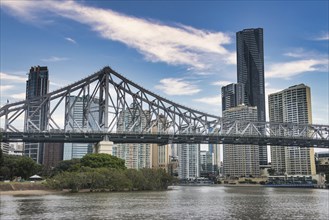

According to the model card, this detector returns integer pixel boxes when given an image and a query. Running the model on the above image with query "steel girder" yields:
[0,66,328,146]
[1,131,328,148]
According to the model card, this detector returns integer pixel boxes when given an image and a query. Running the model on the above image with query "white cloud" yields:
[283,48,325,59]
[0,72,27,82]
[194,95,221,106]
[41,56,69,62]
[266,59,328,79]
[0,85,14,92]
[212,80,233,87]
[155,78,201,95]
[10,93,26,100]
[49,81,63,88]
[65,37,77,44]
[315,32,329,41]
[1,1,235,70]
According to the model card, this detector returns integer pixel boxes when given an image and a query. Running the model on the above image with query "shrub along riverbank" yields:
[46,167,172,192]
[0,150,173,193]
[46,153,173,192]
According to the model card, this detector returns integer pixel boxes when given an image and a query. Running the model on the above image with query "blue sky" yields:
[1,0,328,125]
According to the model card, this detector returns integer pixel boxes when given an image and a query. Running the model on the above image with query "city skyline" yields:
[0,1,328,127]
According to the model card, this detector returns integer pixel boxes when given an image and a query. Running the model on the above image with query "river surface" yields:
[1,186,328,220]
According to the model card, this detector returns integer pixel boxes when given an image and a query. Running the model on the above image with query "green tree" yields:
[16,156,40,179]
[125,169,146,190]
[52,158,81,175]
[0,155,40,180]
[0,148,4,168]
[80,153,126,170]
[267,168,276,176]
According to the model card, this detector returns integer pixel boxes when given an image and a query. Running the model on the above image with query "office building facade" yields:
[113,103,152,169]
[178,143,200,179]
[200,150,213,177]
[236,28,267,165]
[24,66,49,164]
[221,83,244,112]
[269,84,316,175]
[63,96,99,160]
[151,117,170,171]
[223,105,260,177]
[43,142,64,168]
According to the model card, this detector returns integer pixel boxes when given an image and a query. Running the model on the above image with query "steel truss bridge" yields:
[0,66,328,148]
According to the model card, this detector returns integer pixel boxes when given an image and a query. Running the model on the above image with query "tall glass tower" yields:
[236,28,267,165]
[63,96,99,160]
[24,66,49,164]
[221,83,244,112]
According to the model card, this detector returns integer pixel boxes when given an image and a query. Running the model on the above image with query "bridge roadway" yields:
[1,131,328,148]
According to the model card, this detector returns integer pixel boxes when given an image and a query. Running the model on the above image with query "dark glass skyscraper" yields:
[221,83,244,112]
[24,66,49,164]
[236,28,267,165]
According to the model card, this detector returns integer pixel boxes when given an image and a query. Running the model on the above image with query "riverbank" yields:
[0,181,48,191]
[0,182,64,195]
[222,183,264,187]
[0,190,65,196]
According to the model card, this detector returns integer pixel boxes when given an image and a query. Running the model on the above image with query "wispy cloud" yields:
[266,59,328,79]
[283,48,325,58]
[0,72,27,82]
[49,81,63,87]
[212,80,233,87]
[41,56,69,62]
[314,32,329,41]
[194,95,221,106]
[10,93,26,100]
[1,1,235,70]
[65,37,77,44]
[0,85,14,92]
[155,78,201,95]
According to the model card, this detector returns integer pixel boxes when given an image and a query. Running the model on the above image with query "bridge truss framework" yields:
[0,66,328,148]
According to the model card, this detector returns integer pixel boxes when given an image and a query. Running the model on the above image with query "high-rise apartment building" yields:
[113,103,152,169]
[151,116,170,171]
[269,84,316,175]
[200,150,213,177]
[177,127,200,179]
[24,66,49,164]
[221,83,244,112]
[178,143,200,179]
[223,105,260,177]
[43,142,64,168]
[236,28,267,165]
[63,96,99,160]
[1,142,10,154]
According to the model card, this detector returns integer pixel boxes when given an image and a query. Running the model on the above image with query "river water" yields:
[1,186,328,220]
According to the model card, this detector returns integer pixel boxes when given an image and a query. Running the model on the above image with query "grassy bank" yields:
[0,181,49,191]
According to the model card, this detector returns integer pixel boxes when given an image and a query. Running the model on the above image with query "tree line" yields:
[0,149,42,180]
[0,149,173,192]
[47,153,173,192]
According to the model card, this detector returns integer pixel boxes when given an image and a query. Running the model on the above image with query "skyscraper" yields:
[178,143,200,179]
[269,84,316,175]
[177,127,200,179]
[221,83,244,112]
[113,103,152,169]
[236,28,267,165]
[151,116,170,171]
[24,66,49,163]
[222,105,260,177]
[63,96,99,160]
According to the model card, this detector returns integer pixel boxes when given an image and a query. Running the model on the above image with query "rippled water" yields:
[1,186,328,220]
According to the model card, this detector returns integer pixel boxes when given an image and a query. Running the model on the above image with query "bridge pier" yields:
[93,141,113,155]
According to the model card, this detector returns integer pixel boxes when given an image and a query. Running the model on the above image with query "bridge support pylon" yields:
[93,141,113,155]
